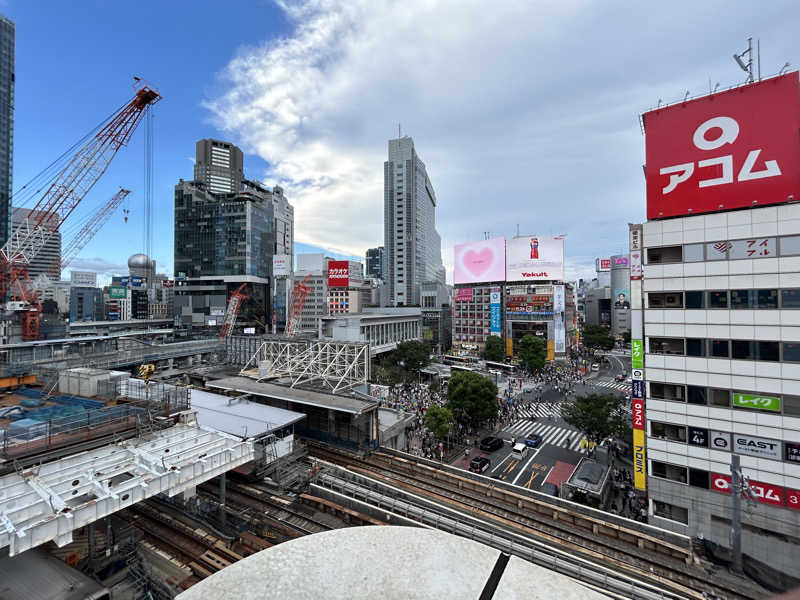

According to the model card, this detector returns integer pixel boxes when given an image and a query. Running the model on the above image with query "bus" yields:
[485,360,517,376]
[443,355,480,366]
[450,364,476,373]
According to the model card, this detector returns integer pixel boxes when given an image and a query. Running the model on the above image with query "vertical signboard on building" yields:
[553,284,565,353]
[327,260,350,287]
[629,222,646,491]
[629,223,642,281]
[489,289,501,335]
[272,254,291,276]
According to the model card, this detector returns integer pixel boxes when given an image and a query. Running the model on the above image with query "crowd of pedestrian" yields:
[608,467,648,522]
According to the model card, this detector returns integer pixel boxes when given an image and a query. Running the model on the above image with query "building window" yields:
[648,292,683,308]
[650,461,688,484]
[647,246,682,264]
[686,338,705,357]
[649,337,684,355]
[783,396,800,417]
[687,386,707,405]
[756,289,779,309]
[685,291,704,309]
[651,421,687,442]
[709,340,729,358]
[731,340,755,360]
[708,291,728,308]
[730,289,754,309]
[781,289,800,308]
[709,388,730,407]
[683,243,704,262]
[653,500,689,525]
[650,382,685,401]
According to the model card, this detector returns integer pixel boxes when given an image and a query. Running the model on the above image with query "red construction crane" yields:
[0,84,160,340]
[220,283,248,339]
[286,274,312,336]
[60,188,131,270]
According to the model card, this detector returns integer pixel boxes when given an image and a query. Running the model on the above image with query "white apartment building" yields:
[383,136,445,307]
[642,205,800,577]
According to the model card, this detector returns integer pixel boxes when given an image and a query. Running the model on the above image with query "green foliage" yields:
[583,325,615,350]
[446,370,499,426]
[561,393,631,440]
[483,335,505,362]
[518,334,546,372]
[390,340,431,372]
[424,405,454,441]
[622,330,631,343]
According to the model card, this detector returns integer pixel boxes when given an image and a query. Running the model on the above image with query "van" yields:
[511,442,528,460]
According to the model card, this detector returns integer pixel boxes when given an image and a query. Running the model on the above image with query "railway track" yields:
[199,480,333,538]
[118,501,244,580]
[308,444,765,600]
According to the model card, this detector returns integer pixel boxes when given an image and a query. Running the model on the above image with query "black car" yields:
[469,456,491,473]
[479,436,503,452]
[539,482,559,497]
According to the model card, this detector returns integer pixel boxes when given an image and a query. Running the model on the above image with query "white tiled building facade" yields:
[642,204,800,577]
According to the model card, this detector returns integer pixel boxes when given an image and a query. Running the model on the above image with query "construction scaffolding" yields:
[236,337,370,393]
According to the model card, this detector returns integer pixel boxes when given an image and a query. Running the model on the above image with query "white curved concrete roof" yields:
[177,525,608,600]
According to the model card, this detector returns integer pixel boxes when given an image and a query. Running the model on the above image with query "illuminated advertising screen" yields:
[453,237,505,284]
[327,260,349,287]
[643,72,800,219]
[505,236,564,282]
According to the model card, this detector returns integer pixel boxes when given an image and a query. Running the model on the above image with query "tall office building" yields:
[0,16,13,248]
[193,139,244,195]
[11,208,59,281]
[365,246,384,280]
[174,139,293,335]
[383,137,445,307]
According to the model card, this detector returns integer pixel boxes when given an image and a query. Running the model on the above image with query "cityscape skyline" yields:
[3,3,797,287]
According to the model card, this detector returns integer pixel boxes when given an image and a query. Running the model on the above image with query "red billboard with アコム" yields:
[643,72,800,220]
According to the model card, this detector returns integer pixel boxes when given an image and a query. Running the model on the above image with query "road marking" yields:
[489,453,512,474]
[511,448,541,485]
[524,472,538,488]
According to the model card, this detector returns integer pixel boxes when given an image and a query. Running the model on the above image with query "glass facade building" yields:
[0,16,13,248]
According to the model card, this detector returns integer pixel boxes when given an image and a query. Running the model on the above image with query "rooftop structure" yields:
[0,419,253,556]
[176,526,607,600]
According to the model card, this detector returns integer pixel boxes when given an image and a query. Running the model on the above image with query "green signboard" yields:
[733,393,781,412]
[631,339,643,369]
[109,286,127,299]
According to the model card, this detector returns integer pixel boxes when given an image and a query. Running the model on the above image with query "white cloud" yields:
[206,0,800,284]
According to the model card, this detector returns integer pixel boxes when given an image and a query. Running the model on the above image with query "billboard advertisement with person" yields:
[643,72,800,219]
[506,236,564,282]
[614,288,630,309]
[453,237,506,284]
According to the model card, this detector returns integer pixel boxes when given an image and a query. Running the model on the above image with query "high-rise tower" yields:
[0,15,14,248]
[383,136,444,306]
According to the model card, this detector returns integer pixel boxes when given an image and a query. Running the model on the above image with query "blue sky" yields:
[4,1,800,285]
[4,0,356,282]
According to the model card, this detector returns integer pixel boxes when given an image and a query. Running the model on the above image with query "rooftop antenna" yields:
[780,62,791,75]
[516,224,520,237]
[713,82,720,93]
[733,37,754,83]
[398,123,402,138]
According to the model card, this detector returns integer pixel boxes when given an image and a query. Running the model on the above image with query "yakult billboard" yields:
[453,237,505,284]
[643,72,800,220]
[505,236,564,282]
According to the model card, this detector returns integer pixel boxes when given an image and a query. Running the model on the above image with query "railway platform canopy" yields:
[190,388,305,440]
[207,376,380,452]
[177,525,609,599]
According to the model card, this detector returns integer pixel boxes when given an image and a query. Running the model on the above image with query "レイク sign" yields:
[631,339,643,369]
[643,72,800,219]
[733,393,781,412]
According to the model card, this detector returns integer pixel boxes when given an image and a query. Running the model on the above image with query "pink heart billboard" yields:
[454,237,506,284]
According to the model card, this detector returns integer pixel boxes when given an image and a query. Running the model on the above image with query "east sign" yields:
[643,72,800,219]
[733,433,781,460]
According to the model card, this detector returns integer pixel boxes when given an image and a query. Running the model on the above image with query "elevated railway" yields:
[308,443,766,600]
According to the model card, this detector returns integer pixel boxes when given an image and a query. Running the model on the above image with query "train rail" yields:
[308,443,764,600]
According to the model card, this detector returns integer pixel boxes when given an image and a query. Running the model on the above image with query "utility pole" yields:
[730,454,743,574]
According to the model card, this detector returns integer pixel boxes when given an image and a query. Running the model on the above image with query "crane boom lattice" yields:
[61,188,131,269]
[220,283,248,339]
[286,275,312,336]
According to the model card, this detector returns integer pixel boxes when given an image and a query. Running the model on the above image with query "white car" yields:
[591,363,600,372]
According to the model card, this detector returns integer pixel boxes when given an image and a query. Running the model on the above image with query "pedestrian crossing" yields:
[592,379,631,393]
[516,404,563,419]
[503,419,588,453]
